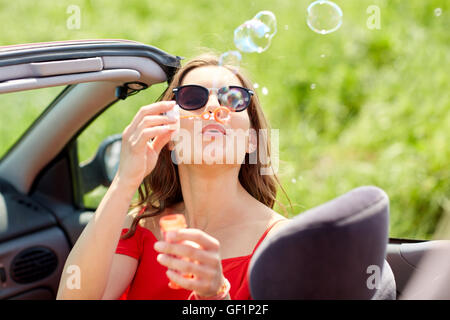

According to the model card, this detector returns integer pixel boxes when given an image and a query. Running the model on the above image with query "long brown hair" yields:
[121,53,293,239]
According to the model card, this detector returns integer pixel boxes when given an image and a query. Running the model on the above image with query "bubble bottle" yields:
[159,213,199,289]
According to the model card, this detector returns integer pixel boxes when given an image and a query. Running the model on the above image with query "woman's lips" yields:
[202,124,226,135]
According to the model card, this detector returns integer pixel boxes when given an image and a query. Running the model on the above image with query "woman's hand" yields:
[115,101,177,189]
[153,228,227,298]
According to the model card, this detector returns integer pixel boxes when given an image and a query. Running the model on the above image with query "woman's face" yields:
[172,66,254,166]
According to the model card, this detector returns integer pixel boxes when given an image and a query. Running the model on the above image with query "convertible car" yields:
[0,40,448,300]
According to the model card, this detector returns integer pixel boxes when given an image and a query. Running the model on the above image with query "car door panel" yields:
[386,240,450,298]
[0,181,56,243]
[0,226,69,299]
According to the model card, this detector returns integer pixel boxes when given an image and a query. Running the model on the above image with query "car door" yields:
[386,236,450,298]
[0,40,180,299]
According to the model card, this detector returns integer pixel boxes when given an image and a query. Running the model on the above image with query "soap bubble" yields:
[434,8,442,17]
[234,20,269,53]
[310,83,316,90]
[254,11,277,37]
[215,107,231,122]
[307,0,343,35]
[253,83,259,89]
[234,10,277,53]
[261,87,269,95]
[219,51,242,68]
[213,51,241,87]
[219,87,246,110]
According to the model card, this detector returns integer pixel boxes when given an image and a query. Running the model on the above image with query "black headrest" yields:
[249,186,392,299]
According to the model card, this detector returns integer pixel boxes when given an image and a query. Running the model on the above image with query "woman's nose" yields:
[204,93,221,113]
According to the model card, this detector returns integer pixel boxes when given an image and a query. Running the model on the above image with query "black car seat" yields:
[249,186,396,299]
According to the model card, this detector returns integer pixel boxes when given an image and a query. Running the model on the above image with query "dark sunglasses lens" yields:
[177,86,208,110]
[219,87,250,111]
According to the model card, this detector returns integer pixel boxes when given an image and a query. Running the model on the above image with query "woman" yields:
[57,53,292,300]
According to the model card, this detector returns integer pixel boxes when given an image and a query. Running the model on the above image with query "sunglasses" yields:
[172,85,254,112]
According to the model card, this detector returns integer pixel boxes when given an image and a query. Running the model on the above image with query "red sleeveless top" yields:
[115,208,285,300]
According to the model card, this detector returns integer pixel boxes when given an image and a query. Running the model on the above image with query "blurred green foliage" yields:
[0,0,448,239]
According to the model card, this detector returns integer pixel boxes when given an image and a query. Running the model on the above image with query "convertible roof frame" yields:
[0,39,182,82]
[0,40,181,194]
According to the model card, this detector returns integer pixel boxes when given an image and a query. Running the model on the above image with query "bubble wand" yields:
[179,106,231,124]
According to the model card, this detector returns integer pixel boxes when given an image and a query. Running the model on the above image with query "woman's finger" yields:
[135,115,177,134]
[133,125,174,150]
[148,129,173,155]
[165,269,209,293]
[128,100,176,133]
[157,254,215,280]
[167,229,220,251]
[154,241,219,267]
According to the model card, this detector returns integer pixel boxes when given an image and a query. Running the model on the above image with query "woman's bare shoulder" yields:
[266,209,292,237]
[265,206,290,223]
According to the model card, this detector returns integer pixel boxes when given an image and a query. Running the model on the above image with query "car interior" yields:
[0,40,448,300]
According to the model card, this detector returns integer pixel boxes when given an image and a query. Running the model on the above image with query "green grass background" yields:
[0,0,448,239]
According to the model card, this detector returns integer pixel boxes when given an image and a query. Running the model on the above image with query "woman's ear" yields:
[246,129,257,154]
